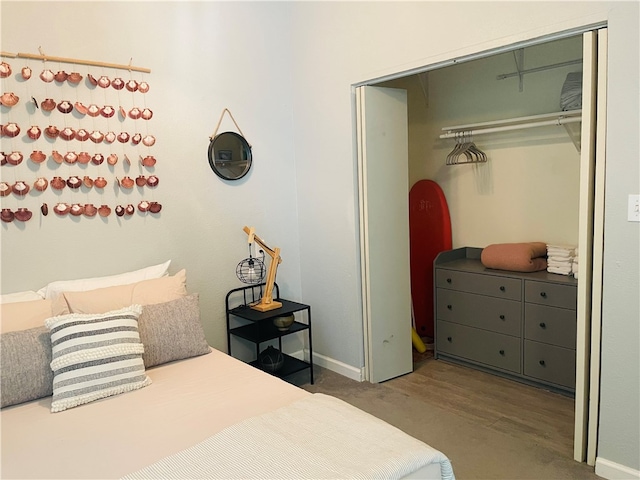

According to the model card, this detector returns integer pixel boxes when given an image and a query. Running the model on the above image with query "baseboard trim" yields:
[289,350,364,382]
[312,351,365,381]
[595,457,640,479]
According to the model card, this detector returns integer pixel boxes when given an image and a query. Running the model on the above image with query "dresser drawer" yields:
[524,340,575,389]
[437,321,521,373]
[436,269,521,301]
[525,304,576,349]
[437,289,521,336]
[525,280,577,309]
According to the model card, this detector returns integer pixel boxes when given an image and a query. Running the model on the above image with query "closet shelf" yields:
[439,110,582,139]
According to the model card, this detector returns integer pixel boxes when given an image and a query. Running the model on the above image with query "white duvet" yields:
[124,393,454,480]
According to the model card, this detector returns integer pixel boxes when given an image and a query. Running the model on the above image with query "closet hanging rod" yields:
[496,59,582,80]
[439,110,581,139]
[16,52,151,73]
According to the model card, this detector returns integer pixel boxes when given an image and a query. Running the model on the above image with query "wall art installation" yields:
[0,50,160,224]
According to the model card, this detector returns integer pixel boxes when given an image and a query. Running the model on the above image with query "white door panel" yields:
[357,86,412,383]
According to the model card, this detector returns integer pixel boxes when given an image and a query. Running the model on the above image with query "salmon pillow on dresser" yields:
[481,242,548,272]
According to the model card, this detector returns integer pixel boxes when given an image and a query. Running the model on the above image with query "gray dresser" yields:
[434,247,577,395]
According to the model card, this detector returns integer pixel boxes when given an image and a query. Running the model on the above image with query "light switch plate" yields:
[629,194,640,222]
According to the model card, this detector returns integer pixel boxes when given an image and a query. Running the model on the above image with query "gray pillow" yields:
[138,294,210,368]
[1,326,53,408]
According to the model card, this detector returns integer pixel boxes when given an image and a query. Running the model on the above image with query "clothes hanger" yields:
[446,131,487,165]
[448,132,469,165]
[464,132,486,163]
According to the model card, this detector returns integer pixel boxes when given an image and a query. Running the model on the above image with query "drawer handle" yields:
[447,304,453,310]
[539,360,546,367]
[499,314,505,320]
[499,349,505,356]
[499,286,506,292]
[446,278,452,284]
[539,322,546,329]
[540,292,547,298]
[447,336,453,342]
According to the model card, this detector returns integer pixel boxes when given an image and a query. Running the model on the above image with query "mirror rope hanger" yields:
[210,108,251,146]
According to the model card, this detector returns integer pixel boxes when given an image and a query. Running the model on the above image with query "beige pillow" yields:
[53,270,188,316]
[53,283,135,316]
[0,299,53,333]
[132,269,187,305]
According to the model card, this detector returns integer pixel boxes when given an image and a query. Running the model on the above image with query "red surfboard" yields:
[409,180,452,338]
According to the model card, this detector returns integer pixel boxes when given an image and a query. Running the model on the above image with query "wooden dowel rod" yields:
[1,51,18,58]
[17,52,151,73]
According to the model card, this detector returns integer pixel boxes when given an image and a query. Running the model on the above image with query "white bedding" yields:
[1,349,452,480]
[124,393,454,480]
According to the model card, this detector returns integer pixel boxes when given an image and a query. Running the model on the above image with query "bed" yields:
[1,264,455,480]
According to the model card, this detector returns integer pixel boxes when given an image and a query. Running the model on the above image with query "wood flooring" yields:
[398,350,576,456]
[298,350,599,479]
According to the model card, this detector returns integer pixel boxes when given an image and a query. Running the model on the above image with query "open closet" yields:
[356,27,607,465]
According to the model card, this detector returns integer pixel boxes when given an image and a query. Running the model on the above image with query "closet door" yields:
[575,28,607,464]
[587,27,608,466]
[356,85,412,383]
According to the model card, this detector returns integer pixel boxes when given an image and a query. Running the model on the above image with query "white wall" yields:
[289,1,638,475]
[0,1,303,353]
[596,4,640,474]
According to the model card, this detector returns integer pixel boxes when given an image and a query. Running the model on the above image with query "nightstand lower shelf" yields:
[249,353,310,378]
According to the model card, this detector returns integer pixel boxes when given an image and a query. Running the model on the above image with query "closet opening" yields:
[355,26,606,466]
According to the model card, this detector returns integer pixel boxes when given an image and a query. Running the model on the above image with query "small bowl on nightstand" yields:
[273,314,295,331]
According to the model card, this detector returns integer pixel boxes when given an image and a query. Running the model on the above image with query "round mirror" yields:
[208,132,252,181]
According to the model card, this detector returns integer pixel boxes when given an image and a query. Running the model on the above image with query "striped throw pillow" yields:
[45,305,151,413]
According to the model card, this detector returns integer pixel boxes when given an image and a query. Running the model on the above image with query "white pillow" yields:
[1,290,43,304]
[37,260,171,300]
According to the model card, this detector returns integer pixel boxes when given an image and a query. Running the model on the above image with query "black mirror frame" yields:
[208,131,252,181]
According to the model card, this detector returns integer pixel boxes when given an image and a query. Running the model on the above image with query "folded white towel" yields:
[548,253,574,261]
[547,244,577,251]
[548,259,573,268]
[547,245,576,257]
[548,265,573,275]
[548,254,573,261]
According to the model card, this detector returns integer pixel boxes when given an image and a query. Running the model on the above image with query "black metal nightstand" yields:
[225,283,313,384]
